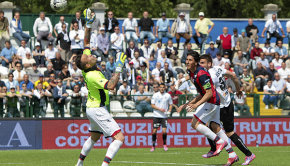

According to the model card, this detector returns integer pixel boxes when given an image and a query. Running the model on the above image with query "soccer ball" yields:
[50,0,67,12]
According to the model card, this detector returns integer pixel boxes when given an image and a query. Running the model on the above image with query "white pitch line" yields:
[0,163,25,165]
[114,160,215,166]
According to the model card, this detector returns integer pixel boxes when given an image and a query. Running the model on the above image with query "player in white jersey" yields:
[150,83,173,152]
[199,54,255,165]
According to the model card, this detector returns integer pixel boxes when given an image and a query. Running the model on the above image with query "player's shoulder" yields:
[196,66,209,76]
[85,70,103,79]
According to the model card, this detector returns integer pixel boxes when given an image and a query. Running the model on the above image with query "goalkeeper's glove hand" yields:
[83,8,95,28]
[115,52,127,73]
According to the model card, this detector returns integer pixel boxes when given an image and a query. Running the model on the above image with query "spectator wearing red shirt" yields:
[250,41,263,70]
[168,83,183,116]
[217,27,232,60]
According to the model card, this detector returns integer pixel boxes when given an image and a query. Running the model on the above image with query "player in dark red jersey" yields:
[177,51,239,166]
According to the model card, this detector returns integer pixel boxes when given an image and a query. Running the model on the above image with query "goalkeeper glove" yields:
[115,52,127,73]
[83,8,95,28]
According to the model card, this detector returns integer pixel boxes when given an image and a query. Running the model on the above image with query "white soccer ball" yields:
[50,0,67,12]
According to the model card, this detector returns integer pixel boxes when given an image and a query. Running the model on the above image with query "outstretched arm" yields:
[84,27,91,47]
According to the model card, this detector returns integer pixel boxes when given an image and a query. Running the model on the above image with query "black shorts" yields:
[72,49,83,55]
[153,118,167,129]
[220,101,234,132]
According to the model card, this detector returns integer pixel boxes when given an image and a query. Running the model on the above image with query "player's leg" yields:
[161,118,168,151]
[202,122,217,158]
[151,118,159,152]
[102,131,124,166]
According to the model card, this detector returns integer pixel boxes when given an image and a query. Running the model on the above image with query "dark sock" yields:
[230,133,252,156]
[152,133,157,147]
[207,138,216,151]
[104,156,112,164]
[162,133,167,145]
[79,153,86,161]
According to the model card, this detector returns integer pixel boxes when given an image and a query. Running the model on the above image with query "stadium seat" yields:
[171,112,180,117]
[144,112,154,117]
[186,112,194,117]
[110,100,123,113]
[115,113,128,117]
[129,112,142,117]
[123,100,136,110]
[123,109,137,113]
[234,112,240,117]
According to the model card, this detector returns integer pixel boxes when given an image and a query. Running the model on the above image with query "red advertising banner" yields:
[42,118,290,149]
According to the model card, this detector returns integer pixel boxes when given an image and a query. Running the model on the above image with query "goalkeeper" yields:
[75,8,126,166]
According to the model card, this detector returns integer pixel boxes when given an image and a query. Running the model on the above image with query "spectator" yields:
[33,12,54,44]
[122,12,138,44]
[213,52,230,68]
[156,12,172,42]
[23,52,36,70]
[56,23,71,62]
[154,40,163,59]
[51,52,65,74]
[117,80,131,100]
[44,62,55,80]
[45,42,58,64]
[165,40,180,66]
[19,74,34,91]
[159,62,174,87]
[171,12,192,49]
[245,18,259,43]
[217,27,232,59]
[224,62,233,73]
[140,39,154,59]
[149,82,159,94]
[6,86,21,117]
[250,41,263,70]
[138,62,150,84]
[234,91,251,116]
[100,61,111,80]
[278,62,290,80]
[0,40,16,68]
[70,11,85,31]
[275,40,288,61]
[103,11,119,37]
[231,28,241,50]
[33,82,51,117]
[168,83,183,114]
[261,14,285,43]
[262,41,275,62]
[240,68,254,93]
[257,52,269,69]
[53,78,68,118]
[254,62,269,91]
[233,50,249,77]
[131,51,148,69]
[17,40,31,60]
[132,76,145,93]
[126,61,137,88]
[34,74,50,90]
[0,86,5,118]
[152,62,162,83]
[134,84,152,116]
[193,12,214,53]
[0,10,10,49]
[19,83,33,117]
[149,53,157,71]
[58,64,71,89]
[53,16,68,37]
[263,80,278,109]
[273,73,286,96]
[106,56,116,73]
[47,73,57,89]
[91,11,101,34]
[126,40,141,61]
[272,52,283,69]
[10,12,30,43]
[13,62,26,82]
[32,42,45,67]
[158,50,172,70]
[93,27,109,61]
[175,73,190,94]
[69,61,82,78]
[237,29,250,55]
[205,41,219,59]
[70,22,84,57]
[138,11,155,45]
[287,20,290,47]
[267,62,277,81]
[286,75,290,93]
[110,26,124,59]
[27,63,41,83]
[69,84,82,117]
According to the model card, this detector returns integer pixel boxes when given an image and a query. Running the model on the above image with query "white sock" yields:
[196,124,219,141]
[76,137,96,165]
[101,140,123,166]
[217,130,237,158]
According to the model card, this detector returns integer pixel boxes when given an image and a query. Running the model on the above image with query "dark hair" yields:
[0,10,4,14]
[200,54,213,64]
[8,73,13,77]
[75,54,85,70]
[5,40,11,44]
[187,50,200,62]
[160,83,165,87]
[62,64,68,69]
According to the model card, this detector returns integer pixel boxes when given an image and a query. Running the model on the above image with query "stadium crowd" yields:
[0,9,290,118]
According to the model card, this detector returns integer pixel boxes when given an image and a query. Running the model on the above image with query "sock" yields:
[76,137,96,165]
[230,133,252,156]
[162,133,167,145]
[101,140,123,166]
[207,138,216,152]
[152,133,157,147]
[196,124,219,141]
[217,130,236,158]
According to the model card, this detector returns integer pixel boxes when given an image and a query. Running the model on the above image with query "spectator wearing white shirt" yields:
[110,26,124,59]
[152,62,162,83]
[278,62,290,80]
[262,41,275,62]
[117,80,131,100]
[69,61,82,78]
[33,12,54,44]
[234,91,250,116]
[17,40,31,60]
[263,80,278,109]
[10,12,30,43]
[154,40,163,60]
[140,39,154,60]
[286,75,290,93]
[13,62,26,83]
[44,42,58,63]
[70,11,85,31]
[22,52,36,70]
[261,14,285,43]
[272,52,283,69]
[175,72,190,94]
[273,73,286,96]
[157,50,173,70]
[213,53,230,68]
[69,22,84,57]
[231,28,241,49]
[53,16,68,37]
[122,12,138,44]
[131,51,147,69]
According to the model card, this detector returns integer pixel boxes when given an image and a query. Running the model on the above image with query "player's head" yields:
[199,54,213,70]
[159,83,166,93]
[186,51,200,71]
[75,49,97,70]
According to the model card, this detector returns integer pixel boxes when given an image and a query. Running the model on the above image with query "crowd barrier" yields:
[1,117,290,150]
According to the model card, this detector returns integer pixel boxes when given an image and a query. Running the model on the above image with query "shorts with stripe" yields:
[194,102,220,125]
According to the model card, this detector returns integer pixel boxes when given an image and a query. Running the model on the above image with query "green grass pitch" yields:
[0,146,290,166]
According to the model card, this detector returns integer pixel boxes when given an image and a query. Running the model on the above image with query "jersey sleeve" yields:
[198,72,212,90]
[87,71,108,89]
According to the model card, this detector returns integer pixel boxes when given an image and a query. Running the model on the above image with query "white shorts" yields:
[86,107,121,138]
[194,102,220,125]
